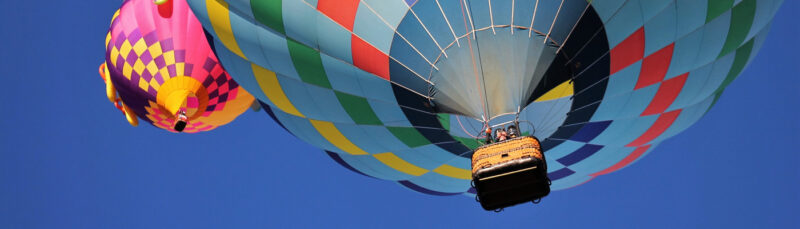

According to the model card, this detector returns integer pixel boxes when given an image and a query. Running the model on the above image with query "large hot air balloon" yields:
[101,0,254,133]
[187,0,781,195]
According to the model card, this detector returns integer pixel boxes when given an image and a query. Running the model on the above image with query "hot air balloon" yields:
[187,0,781,199]
[101,0,254,133]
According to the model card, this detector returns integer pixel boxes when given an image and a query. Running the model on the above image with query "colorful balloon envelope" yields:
[188,0,780,195]
[102,0,254,133]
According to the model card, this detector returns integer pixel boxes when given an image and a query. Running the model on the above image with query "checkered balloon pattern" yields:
[188,0,781,196]
[104,0,253,133]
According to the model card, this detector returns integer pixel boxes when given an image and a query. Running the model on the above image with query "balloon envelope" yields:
[188,0,780,195]
[104,0,253,133]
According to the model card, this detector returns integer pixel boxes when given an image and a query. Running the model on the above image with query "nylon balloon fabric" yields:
[104,0,254,133]
[188,0,781,195]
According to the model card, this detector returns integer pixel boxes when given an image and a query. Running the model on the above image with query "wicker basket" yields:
[471,136,543,174]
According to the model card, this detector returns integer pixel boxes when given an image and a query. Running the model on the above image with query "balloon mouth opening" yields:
[426,32,554,118]
[156,76,209,122]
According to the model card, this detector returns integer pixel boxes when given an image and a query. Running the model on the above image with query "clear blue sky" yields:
[1,1,798,228]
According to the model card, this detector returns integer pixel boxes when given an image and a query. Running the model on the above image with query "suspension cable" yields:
[460,0,490,125]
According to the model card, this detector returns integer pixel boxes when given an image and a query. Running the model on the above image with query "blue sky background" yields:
[1,1,798,228]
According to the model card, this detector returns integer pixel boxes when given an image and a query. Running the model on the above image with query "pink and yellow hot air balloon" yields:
[100,0,253,133]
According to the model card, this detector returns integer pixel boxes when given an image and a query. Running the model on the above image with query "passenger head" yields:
[507,125,518,137]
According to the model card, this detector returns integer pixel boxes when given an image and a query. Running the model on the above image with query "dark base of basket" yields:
[173,120,187,132]
[473,157,550,211]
